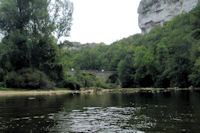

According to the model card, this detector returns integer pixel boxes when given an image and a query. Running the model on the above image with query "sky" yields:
[67,0,141,44]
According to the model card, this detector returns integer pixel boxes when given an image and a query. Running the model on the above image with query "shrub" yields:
[73,72,117,89]
[0,68,5,82]
[0,82,5,87]
[96,78,117,89]
[5,71,22,88]
[75,72,97,88]
[57,76,81,90]
[63,80,80,90]
[5,68,54,90]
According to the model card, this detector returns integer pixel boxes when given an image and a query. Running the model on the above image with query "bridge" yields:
[68,70,119,83]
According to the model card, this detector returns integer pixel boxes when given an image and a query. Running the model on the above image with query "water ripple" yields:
[50,107,146,133]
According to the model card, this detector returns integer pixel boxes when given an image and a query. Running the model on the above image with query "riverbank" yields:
[111,87,200,93]
[0,90,73,96]
[0,87,199,96]
[0,88,95,96]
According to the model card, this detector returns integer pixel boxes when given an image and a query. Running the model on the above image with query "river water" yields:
[0,90,200,133]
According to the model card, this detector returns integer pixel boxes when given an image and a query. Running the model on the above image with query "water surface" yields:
[0,90,200,133]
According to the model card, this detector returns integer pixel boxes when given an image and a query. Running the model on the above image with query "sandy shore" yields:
[0,90,83,97]
[0,89,115,97]
[0,89,113,96]
[0,88,198,97]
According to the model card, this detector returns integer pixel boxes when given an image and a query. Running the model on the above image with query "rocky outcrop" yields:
[138,0,198,33]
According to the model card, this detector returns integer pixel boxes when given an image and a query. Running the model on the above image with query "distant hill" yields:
[59,41,106,50]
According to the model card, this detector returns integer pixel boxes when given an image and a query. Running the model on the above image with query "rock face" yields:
[138,0,198,33]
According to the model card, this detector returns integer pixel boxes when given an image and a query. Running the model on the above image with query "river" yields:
[0,90,200,133]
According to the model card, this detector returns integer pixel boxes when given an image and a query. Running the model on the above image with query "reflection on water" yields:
[0,90,200,132]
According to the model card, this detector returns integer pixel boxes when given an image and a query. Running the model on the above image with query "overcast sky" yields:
[67,0,141,44]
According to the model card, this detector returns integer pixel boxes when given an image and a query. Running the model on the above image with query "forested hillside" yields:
[67,3,200,88]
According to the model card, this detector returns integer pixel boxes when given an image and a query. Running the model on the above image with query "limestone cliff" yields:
[138,0,198,33]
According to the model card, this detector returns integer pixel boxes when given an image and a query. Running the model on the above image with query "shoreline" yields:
[0,90,74,96]
[0,90,96,97]
[0,88,199,97]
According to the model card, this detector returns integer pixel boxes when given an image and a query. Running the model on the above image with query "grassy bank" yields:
[0,87,30,91]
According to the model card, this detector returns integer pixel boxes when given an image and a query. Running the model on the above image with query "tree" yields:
[0,0,73,84]
[49,0,73,41]
[74,47,102,70]
[0,0,73,39]
[133,46,156,87]
[117,55,135,88]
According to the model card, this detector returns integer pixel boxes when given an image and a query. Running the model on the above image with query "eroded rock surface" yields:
[138,0,198,33]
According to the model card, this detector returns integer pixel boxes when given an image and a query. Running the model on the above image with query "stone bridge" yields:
[81,70,117,80]
[68,70,118,83]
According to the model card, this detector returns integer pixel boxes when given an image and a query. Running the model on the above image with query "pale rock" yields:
[138,0,198,33]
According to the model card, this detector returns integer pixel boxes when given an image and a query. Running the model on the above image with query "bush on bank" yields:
[5,68,54,90]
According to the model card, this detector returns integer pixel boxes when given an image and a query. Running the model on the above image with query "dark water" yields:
[0,90,200,133]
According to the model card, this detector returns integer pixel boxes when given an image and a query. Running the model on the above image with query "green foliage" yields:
[0,0,73,89]
[0,68,5,82]
[57,76,81,90]
[189,42,200,87]
[1,30,31,71]
[73,45,104,70]
[70,72,116,89]
[60,79,80,90]
[59,40,74,49]
[133,46,156,87]
[31,35,65,81]
[74,72,98,88]
[117,55,135,88]
[0,67,5,87]
[5,68,54,90]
